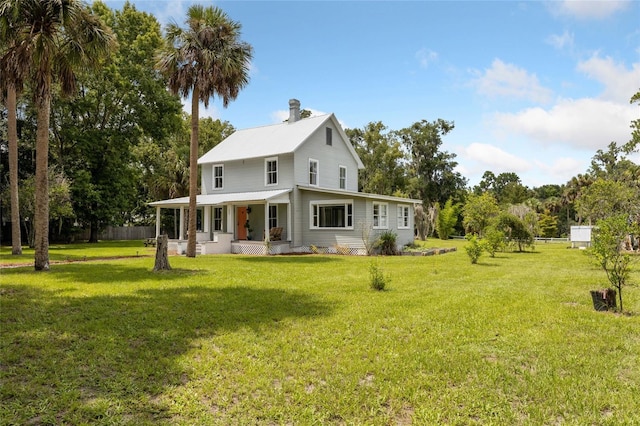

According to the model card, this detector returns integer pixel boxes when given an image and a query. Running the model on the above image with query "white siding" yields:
[294,121,359,191]
[201,154,295,195]
[297,190,415,251]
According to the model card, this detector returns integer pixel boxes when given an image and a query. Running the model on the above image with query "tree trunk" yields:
[34,93,51,271]
[7,83,22,255]
[25,220,35,248]
[186,89,199,257]
[88,220,99,243]
[153,234,171,271]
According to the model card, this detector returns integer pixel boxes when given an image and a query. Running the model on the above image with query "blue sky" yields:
[104,0,640,188]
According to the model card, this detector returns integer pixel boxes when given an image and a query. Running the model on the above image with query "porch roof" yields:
[297,185,421,204]
[149,189,292,208]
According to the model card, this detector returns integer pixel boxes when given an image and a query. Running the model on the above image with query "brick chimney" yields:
[288,99,301,123]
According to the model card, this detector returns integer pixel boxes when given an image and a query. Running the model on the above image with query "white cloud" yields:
[546,30,574,50]
[462,143,533,173]
[149,0,187,27]
[534,157,585,183]
[493,97,635,150]
[199,103,220,120]
[180,98,220,120]
[415,48,438,69]
[471,59,554,103]
[577,54,640,102]
[550,0,630,19]
[491,56,639,151]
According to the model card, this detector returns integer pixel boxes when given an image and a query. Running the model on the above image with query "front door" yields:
[237,207,247,240]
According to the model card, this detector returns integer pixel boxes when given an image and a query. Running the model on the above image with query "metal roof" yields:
[198,114,332,164]
[148,189,292,207]
[297,185,421,204]
[197,113,364,168]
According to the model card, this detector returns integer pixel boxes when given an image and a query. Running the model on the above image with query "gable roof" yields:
[198,113,364,168]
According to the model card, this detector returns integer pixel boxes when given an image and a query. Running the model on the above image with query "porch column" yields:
[287,202,291,241]
[204,206,211,235]
[264,202,270,242]
[155,206,161,237]
[226,205,234,234]
[179,206,185,240]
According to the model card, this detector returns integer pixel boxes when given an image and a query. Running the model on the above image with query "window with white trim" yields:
[268,205,278,229]
[213,207,223,231]
[310,200,353,229]
[326,127,333,146]
[265,157,278,186]
[397,205,410,229]
[212,164,223,190]
[373,202,388,229]
[309,159,319,186]
[339,166,347,190]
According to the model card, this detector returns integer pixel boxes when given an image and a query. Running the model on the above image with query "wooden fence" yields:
[78,226,155,241]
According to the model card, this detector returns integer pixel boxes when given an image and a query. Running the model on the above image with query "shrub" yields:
[483,226,505,257]
[495,212,534,252]
[436,199,459,240]
[589,214,639,312]
[369,259,389,291]
[375,230,398,255]
[403,241,420,251]
[464,234,483,264]
[335,245,350,255]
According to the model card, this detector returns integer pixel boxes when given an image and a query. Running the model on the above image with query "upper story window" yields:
[373,202,388,229]
[310,200,353,229]
[339,166,347,190]
[265,157,278,186]
[397,205,410,229]
[326,127,332,146]
[213,164,224,190]
[309,158,319,186]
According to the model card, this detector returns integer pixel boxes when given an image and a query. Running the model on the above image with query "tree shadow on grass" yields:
[1,262,208,285]
[0,283,332,424]
[236,255,343,264]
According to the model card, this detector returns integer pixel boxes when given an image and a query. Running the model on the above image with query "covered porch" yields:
[149,189,293,255]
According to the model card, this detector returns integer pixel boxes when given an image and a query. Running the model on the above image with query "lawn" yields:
[1,241,639,424]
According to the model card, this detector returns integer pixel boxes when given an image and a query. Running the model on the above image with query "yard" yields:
[1,241,639,424]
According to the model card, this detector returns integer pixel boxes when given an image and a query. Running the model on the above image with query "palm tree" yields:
[156,5,252,257]
[0,1,28,255]
[1,0,115,270]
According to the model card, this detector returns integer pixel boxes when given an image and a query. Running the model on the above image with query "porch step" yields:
[196,244,202,255]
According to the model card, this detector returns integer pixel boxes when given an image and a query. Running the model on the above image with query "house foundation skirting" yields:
[291,245,368,256]
[167,239,368,256]
[231,241,291,255]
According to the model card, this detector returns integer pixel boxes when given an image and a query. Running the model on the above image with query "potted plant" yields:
[244,220,253,240]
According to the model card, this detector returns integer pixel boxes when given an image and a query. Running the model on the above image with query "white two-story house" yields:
[150,99,420,255]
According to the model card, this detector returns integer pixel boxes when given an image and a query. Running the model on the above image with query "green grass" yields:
[1,241,639,424]
[0,240,155,266]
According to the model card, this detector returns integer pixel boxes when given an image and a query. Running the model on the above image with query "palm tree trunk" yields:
[34,93,51,271]
[186,88,199,257]
[7,83,22,255]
